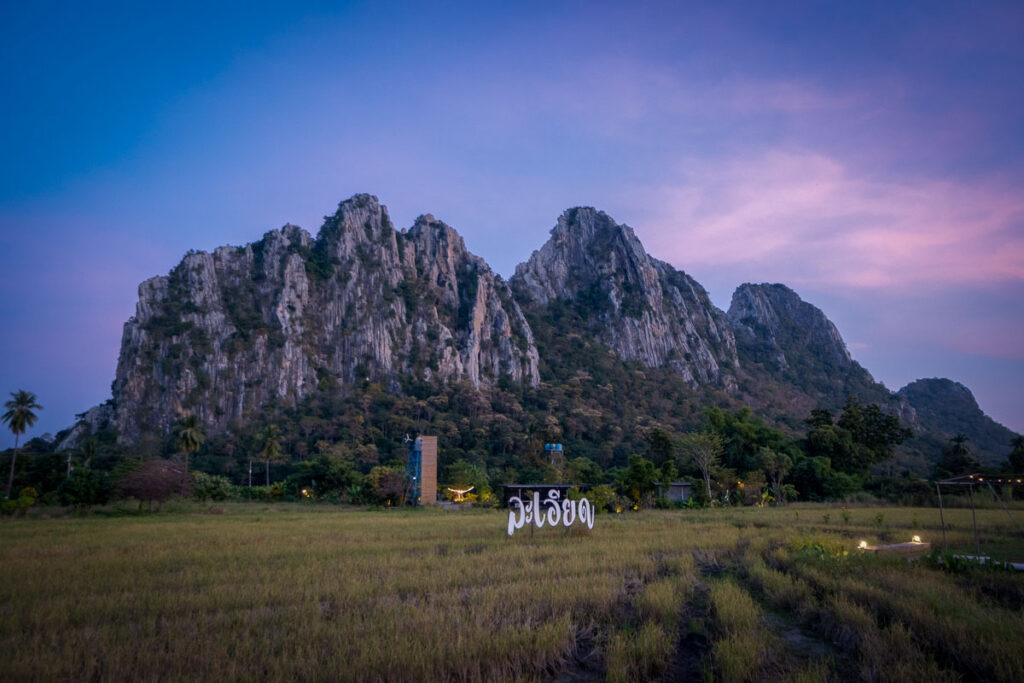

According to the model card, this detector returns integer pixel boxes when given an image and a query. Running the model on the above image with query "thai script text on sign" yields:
[507,489,595,536]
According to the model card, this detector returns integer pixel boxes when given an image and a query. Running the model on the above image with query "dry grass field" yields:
[2,502,1023,682]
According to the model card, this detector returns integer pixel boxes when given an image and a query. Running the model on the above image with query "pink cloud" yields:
[632,150,1024,289]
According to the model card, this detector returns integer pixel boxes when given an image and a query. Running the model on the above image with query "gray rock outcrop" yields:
[727,283,852,373]
[111,194,538,442]
[511,207,739,388]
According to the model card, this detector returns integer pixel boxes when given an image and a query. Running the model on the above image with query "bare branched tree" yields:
[119,459,190,511]
[679,431,722,502]
[759,447,792,506]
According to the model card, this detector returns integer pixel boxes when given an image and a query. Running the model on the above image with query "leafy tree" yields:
[706,407,792,475]
[2,390,41,499]
[58,468,111,508]
[75,437,99,480]
[679,431,722,502]
[836,396,909,466]
[806,409,835,429]
[367,465,406,505]
[443,459,477,488]
[646,428,675,465]
[805,424,858,473]
[1006,435,1024,473]
[823,471,861,500]
[617,454,658,503]
[587,484,617,513]
[658,459,679,484]
[759,447,792,506]
[933,434,980,479]
[259,425,286,492]
[805,398,908,476]
[284,455,361,499]
[175,414,205,473]
[191,472,235,501]
[790,456,832,501]
[565,456,604,485]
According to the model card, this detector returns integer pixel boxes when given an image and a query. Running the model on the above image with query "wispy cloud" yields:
[634,150,1024,289]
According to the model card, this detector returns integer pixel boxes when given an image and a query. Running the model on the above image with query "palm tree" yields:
[175,414,205,473]
[260,425,284,492]
[935,433,978,479]
[2,390,42,499]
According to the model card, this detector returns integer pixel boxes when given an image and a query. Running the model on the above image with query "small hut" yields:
[654,481,693,503]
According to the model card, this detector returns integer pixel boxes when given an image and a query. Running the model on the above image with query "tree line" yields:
[4,383,1022,513]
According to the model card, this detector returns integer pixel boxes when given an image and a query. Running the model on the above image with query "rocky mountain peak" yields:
[513,207,650,306]
[109,194,538,444]
[512,207,738,388]
[316,193,395,250]
[69,193,1017,469]
[728,283,852,372]
[900,378,977,409]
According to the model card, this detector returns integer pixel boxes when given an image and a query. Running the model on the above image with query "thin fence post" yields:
[936,483,947,550]
[969,484,981,558]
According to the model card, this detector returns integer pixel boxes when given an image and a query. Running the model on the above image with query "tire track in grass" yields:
[666,580,712,682]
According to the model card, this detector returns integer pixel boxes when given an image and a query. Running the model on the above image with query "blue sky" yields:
[2,1,1022,446]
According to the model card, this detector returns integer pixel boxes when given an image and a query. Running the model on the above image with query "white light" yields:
[912,535,922,543]
[858,540,868,549]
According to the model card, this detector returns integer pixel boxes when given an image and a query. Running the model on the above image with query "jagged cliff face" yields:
[724,283,897,418]
[511,207,739,388]
[112,194,538,442]
[98,194,1015,467]
[727,283,851,373]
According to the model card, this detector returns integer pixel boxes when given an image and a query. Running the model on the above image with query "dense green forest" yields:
[4,367,1023,513]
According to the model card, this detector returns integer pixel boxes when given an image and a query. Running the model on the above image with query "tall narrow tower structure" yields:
[405,435,438,505]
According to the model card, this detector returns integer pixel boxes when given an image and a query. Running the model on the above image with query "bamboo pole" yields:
[969,484,981,558]
[935,483,948,550]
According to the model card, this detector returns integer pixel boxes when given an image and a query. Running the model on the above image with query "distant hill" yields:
[897,378,1018,468]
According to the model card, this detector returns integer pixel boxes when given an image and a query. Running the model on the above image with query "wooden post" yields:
[936,483,947,550]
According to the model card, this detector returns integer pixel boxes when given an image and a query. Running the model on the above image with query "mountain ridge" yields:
[69,193,1016,468]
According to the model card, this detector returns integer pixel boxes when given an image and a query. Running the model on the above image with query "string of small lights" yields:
[937,473,1024,485]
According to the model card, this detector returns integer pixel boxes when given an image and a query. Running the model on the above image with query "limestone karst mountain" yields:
[511,207,738,390]
[112,194,538,443]
[726,283,894,417]
[70,194,1016,466]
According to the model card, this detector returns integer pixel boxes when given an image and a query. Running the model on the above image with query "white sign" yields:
[507,488,595,536]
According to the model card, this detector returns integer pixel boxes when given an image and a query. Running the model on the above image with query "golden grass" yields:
[1,503,1022,681]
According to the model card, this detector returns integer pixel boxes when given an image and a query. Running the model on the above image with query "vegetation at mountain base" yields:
[5,377,1023,513]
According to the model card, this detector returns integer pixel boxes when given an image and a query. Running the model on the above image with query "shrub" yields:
[584,484,616,512]
[192,472,236,501]
[58,469,112,508]
[1,492,36,517]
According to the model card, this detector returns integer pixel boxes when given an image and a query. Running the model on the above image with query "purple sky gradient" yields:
[2,1,1022,446]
